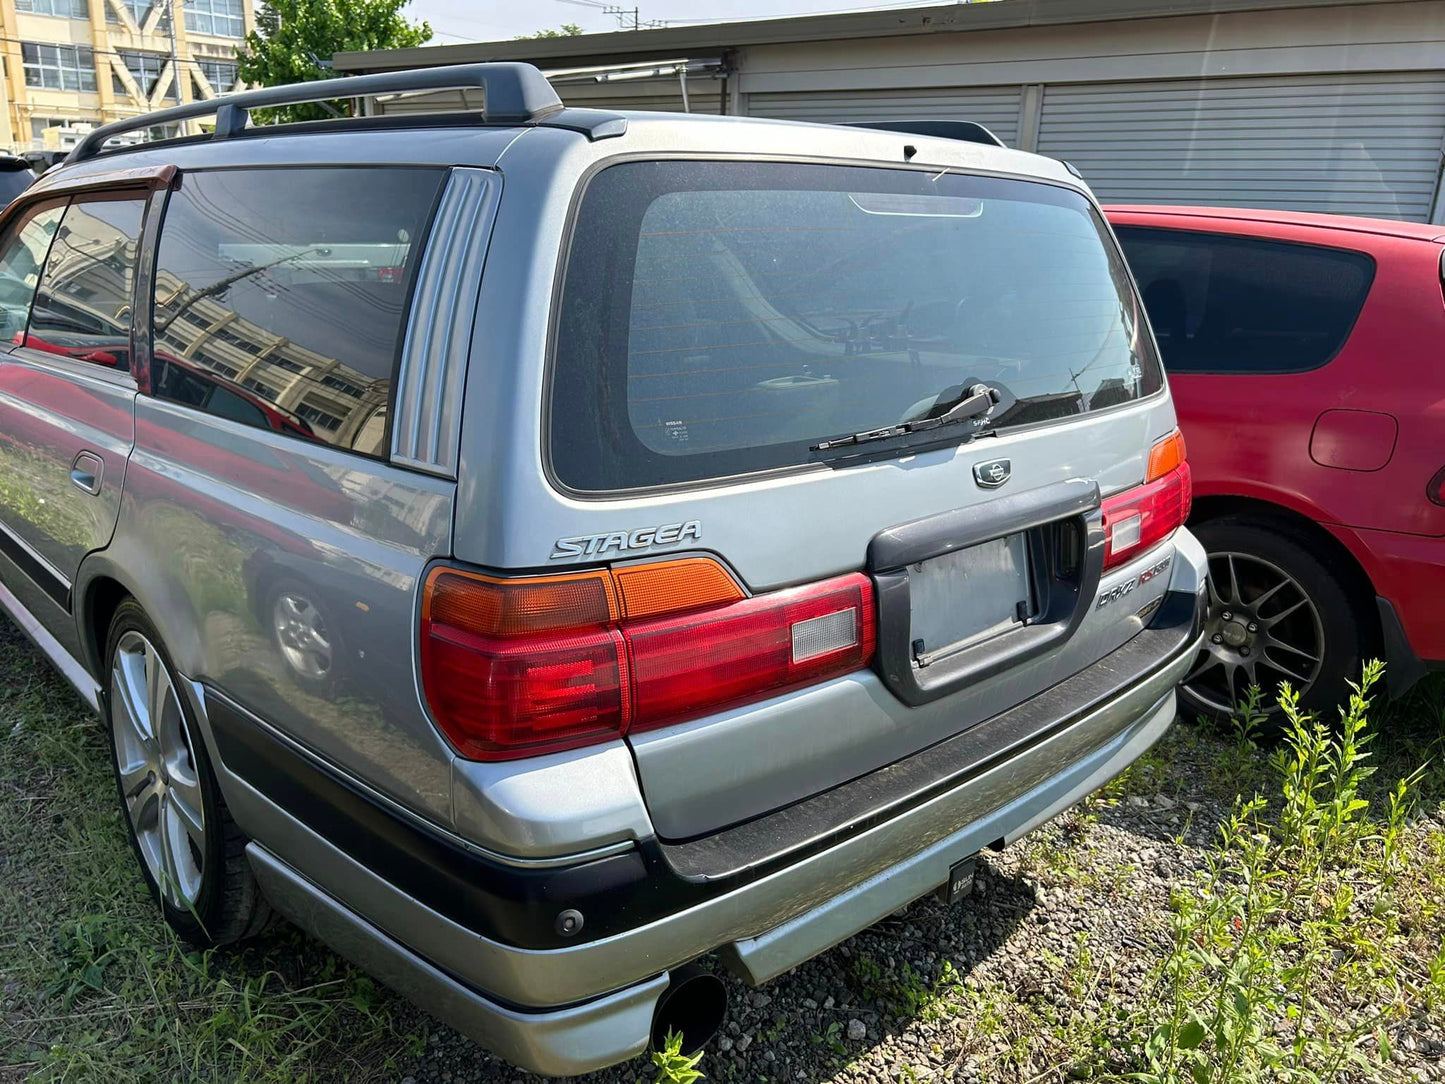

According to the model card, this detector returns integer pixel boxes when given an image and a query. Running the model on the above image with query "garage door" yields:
[1037,73,1445,221]
[370,74,725,117]
[747,85,1023,147]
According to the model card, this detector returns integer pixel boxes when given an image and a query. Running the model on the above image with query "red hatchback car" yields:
[1106,206,1444,719]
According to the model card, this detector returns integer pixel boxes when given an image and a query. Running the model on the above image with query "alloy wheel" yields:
[109,630,206,909]
[1183,550,1325,716]
[272,592,332,680]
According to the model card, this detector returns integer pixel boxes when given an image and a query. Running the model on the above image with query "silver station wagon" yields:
[0,65,1207,1075]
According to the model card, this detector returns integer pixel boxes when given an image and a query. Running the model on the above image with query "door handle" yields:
[70,451,103,495]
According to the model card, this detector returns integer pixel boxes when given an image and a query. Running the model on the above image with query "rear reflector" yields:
[1101,431,1192,570]
[420,559,875,761]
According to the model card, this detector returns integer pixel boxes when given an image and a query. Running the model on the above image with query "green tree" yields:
[517,23,584,39]
[236,0,432,123]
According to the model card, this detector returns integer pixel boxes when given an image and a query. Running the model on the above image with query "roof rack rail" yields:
[847,120,1006,149]
[66,62,578,164]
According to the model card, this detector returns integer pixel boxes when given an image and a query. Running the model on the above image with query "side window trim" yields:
[390,166,498,479]
[132,182,171,395]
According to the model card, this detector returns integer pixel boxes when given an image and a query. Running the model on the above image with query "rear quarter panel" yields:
[82,398,458,822]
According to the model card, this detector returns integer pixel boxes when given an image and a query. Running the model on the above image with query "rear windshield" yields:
[550,160,1162,492]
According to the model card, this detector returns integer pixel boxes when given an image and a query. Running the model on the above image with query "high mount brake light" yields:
[420,558,875,761]
[1101,429,1192,570]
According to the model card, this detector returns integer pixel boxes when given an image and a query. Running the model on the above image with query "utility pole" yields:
[163,0,185,135]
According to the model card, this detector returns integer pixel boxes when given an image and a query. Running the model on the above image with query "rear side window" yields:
[550,161,1161,492]
[150,166,445,456]
[1115,226,1375,374]
[28,192,148,372]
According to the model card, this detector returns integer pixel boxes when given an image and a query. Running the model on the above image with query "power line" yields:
[555,0,666,30]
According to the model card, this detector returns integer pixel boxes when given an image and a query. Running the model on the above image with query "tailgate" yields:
[466,154,1185,840]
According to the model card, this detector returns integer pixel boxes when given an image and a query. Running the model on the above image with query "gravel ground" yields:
[391,721,1445,1084]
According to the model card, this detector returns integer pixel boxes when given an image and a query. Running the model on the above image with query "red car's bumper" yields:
[1328,524,1445,684]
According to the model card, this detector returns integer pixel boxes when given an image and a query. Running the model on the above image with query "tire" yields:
[1181,518,1366,726]
[265,576,342,697]
[104,599,272,946]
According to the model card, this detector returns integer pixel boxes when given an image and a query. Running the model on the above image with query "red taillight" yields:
[628,576,875,732]
[419,560,875,761]
[1101,429,1193,570]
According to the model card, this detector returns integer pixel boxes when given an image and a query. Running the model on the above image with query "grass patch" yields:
[0,623,422,1082]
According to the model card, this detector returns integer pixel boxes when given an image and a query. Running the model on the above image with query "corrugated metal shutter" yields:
[1037,73,1445,221]
[369,75,726,117]
[747,86,1022,147]
[552,75,726,114]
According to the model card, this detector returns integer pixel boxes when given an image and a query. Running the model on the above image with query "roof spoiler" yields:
[65,62,601,164]
[847,119,1006,149]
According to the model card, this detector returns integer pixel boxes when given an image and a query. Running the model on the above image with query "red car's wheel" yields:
[1182,519,1365,725]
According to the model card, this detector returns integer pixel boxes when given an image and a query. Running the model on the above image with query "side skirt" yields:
[0,574,100,712]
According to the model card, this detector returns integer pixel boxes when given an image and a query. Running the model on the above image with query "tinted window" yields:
[551,161,1161,492]
[1115,226,1375,374]
[0,199,64,342]
[0,168,35,209]
[27,192,147,371]
[151,167,445,456]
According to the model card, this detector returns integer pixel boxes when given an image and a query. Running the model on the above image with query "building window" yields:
[115,51,178,101]
[296,402,343,431]
[16,0,89,18]
[195,57,238,94]
[319,373,365,398]
[194,353,239,379]
[105,0,153,24]
[184,0,244,37]
[241,376,276,400]
[21,43,97,92]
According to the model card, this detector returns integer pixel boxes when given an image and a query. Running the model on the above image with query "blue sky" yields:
[402,0,948,46]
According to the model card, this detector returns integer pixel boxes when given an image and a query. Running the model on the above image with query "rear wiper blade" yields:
[811,384,1001,452]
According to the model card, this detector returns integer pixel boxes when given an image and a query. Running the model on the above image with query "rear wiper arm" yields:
[811,384,1001,452]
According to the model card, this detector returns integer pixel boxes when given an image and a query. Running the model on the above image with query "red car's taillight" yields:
[420,559,875,761]
[1101,429,1193,570]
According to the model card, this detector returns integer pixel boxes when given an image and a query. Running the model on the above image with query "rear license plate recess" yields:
[908,532,1034,667]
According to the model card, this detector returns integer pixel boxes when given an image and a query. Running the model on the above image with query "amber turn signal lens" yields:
[612,557,746,620]
[1146,428,1187,482]
[422,567,619,636]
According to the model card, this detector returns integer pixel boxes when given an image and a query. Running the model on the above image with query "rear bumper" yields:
[1327,523,1445,668]
[214,581,1206,1075]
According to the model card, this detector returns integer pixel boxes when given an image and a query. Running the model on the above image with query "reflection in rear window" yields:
[550,161,1162,492]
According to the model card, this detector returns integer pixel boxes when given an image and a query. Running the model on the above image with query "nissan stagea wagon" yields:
[0,65,1207,1074]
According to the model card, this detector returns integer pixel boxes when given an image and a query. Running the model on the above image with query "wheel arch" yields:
[1189,495,1383,657]
[75,569,135,682]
